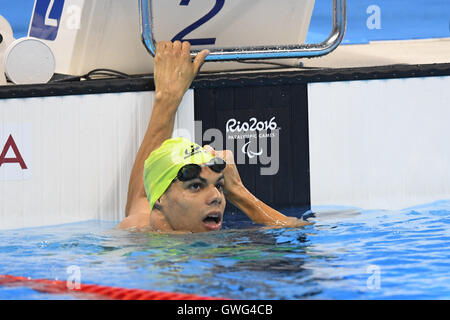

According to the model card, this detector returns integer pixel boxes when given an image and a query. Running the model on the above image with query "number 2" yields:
[172,0,225,46]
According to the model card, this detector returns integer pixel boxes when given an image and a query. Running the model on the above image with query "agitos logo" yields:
[0,134,28,169]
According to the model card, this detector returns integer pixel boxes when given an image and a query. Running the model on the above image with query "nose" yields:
[205,184,223,206]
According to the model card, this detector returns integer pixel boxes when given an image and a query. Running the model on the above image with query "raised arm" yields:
[205,147,310,228]
[124,41,209,219]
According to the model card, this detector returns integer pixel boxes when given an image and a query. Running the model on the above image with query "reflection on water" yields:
[113,227,317,299]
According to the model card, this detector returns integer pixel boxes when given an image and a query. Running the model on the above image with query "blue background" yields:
[306,0,450,44]
[0,0,449,43]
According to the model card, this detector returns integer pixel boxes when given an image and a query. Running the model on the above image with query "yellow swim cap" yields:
[143,137,214,211]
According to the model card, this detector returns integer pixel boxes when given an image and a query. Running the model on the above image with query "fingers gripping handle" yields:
[139,0,347,62]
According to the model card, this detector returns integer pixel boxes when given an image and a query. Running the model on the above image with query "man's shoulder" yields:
[118,212,150,230]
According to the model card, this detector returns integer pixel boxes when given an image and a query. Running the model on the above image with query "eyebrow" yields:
[184,174,225,184]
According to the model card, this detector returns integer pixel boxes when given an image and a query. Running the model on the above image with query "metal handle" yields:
[139,0,347,62]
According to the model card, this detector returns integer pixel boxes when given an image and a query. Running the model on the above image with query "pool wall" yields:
[308,76,450,210]
[1,64,450,229]
[0,88,195,229]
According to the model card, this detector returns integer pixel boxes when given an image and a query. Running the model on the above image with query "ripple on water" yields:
[0,202,449,299]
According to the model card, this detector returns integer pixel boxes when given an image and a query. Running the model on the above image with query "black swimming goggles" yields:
[175,157,226,182]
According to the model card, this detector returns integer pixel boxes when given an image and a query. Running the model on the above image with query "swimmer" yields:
[119,41,309,233]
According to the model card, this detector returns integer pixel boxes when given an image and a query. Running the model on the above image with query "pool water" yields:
[1,200,450,300]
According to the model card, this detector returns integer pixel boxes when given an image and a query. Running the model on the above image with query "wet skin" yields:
[156,167,226,233]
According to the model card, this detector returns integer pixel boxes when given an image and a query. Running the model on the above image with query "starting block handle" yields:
[139,0,347,62]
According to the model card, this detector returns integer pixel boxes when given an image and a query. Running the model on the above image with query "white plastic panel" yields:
[153,0,315,48]
[27,0,315,75]
[0,89,194,229]
[308,76,450,211]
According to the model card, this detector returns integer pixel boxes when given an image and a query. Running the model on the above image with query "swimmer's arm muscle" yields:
[125,94,180,217]
[125,41,209,218]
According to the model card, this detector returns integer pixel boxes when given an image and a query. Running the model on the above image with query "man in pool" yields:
[119,41,309,232]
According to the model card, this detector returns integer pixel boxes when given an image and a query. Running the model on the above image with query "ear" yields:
[156,189,171,208]
[149,199,172,231]
[153,197,164,211]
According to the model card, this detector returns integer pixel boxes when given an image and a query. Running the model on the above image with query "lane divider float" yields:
[0,274,225,300]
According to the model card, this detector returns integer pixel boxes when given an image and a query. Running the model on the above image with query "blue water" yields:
[1,0,449,43]
[1,200,450,300]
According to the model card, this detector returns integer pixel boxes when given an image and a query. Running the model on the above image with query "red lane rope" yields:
[0,274,225,300]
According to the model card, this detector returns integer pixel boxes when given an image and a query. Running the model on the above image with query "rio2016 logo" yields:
[175,120,280,175]
[222,116,280,175]
[226,117,277,133]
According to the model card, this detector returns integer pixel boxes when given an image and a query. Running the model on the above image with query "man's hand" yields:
[203,145,311,228]
[153,41,209,106]
[203,145,244,198]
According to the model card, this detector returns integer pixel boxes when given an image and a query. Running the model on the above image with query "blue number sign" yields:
[29,0,65,41]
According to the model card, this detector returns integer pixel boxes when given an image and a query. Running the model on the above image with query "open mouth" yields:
[202,212,223,231]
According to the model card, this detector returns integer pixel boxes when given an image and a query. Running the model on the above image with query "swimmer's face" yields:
[158,167,226,233]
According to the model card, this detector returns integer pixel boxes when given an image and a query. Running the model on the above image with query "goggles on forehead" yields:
[175,157,226,182]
